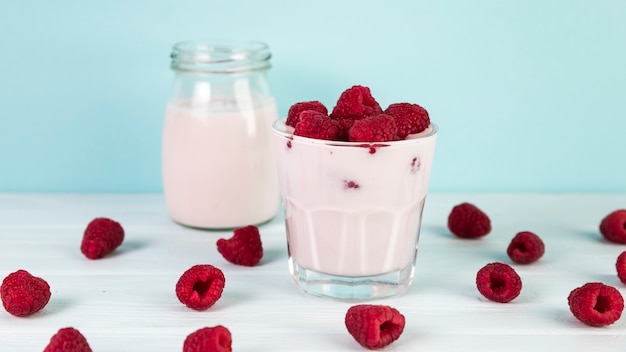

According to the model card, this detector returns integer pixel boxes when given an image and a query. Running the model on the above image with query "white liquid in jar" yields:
[162,98,280,228]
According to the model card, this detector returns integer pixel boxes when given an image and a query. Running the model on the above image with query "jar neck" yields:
[170,40,271,74]
[171,69,273,100]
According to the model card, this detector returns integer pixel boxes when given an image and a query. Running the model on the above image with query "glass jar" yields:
[162,40,280,229]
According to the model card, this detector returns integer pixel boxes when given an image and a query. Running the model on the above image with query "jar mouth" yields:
[170,40,271,73]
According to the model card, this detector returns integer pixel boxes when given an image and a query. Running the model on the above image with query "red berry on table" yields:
[568,282,624,327]
[43,327,92,352]
[384,102,430,139]
[217,225,263,267]
[475,262,522,303]
[507,231,545,264]
[600,209,626,244]
[348,114,397,142]
[447,203,492,238]
[286,100,328,127]
[80,217,124,259]
[616,251,626,284]
[345,304,405,350]
[175,264,225,311]
[1,269,51,317]
[183,325,232,352]
[330,85,383,120]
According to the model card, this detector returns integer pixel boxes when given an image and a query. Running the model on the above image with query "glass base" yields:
[289,259,415,301]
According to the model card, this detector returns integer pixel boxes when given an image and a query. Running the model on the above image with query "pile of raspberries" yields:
[286,85,430,142]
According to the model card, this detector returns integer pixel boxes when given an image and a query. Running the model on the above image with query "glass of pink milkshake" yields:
[272,111,438,300]
[162,41,280,229]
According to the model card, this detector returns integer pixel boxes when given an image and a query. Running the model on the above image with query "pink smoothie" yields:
[162,98,280,228]
[273,121,438,277]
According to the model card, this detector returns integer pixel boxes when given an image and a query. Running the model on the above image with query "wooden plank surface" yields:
[1,193,625,351]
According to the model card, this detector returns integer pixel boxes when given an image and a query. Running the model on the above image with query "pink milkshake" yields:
[162,98,279,229]
[272,120,438,300]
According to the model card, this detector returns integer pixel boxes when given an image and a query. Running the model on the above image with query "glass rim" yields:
[170,39,271,73]
[272,119,438,147]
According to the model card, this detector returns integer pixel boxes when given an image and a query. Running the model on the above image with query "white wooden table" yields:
[1,193,626,351]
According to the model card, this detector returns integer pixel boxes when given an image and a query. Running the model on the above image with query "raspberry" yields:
[568,282,624,327]
[384,102,430,139]
[80,217,124,259]
[293,110,341,140]
[616,251,626,284]
[475,262,522,303]
[330,85,383,120]
[217,225,263,266]
[348,114,397,142]
[506,231,545,264]
[345,304,405,350]
[183,326,232,352]
[286,100,328,128]
[330,117,354,141]
[175,264,225,311]
[43,327,92,352]
[599,209,626,244]
[1,269,51,317]
[447,202,492,238]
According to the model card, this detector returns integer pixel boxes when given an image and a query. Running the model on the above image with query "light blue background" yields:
[1,1,624,193]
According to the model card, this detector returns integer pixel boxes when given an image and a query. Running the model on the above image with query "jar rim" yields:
[170,40,271,73]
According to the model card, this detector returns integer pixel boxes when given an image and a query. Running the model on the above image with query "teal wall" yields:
[1,1,624,192]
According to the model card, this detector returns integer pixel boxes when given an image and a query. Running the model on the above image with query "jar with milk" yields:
[162,40,280,229]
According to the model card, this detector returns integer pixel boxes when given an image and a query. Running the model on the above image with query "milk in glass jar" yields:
[162,40,280,229]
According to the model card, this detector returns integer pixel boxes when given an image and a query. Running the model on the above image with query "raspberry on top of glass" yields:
[285,85,431,142]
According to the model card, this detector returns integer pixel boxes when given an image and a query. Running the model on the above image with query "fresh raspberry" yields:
[447,202,492,238]
[475,262,522,303]
[80,217,124,259]
[183,326,232,352]
[507,231,545,264]
[330,85,383,120]
[384,102,430,139]
[293,110,341,140]
[1,269,51,317]
[348,114,397,142]
[568,282,624,327]
[599,209,626,244]
[217,225,263,266]
[616,251,626,284]
[175,264,225,311]
[286,100,328,128]
[43,327,92,352]
[345,304,405,350]
[333,117,354,141]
